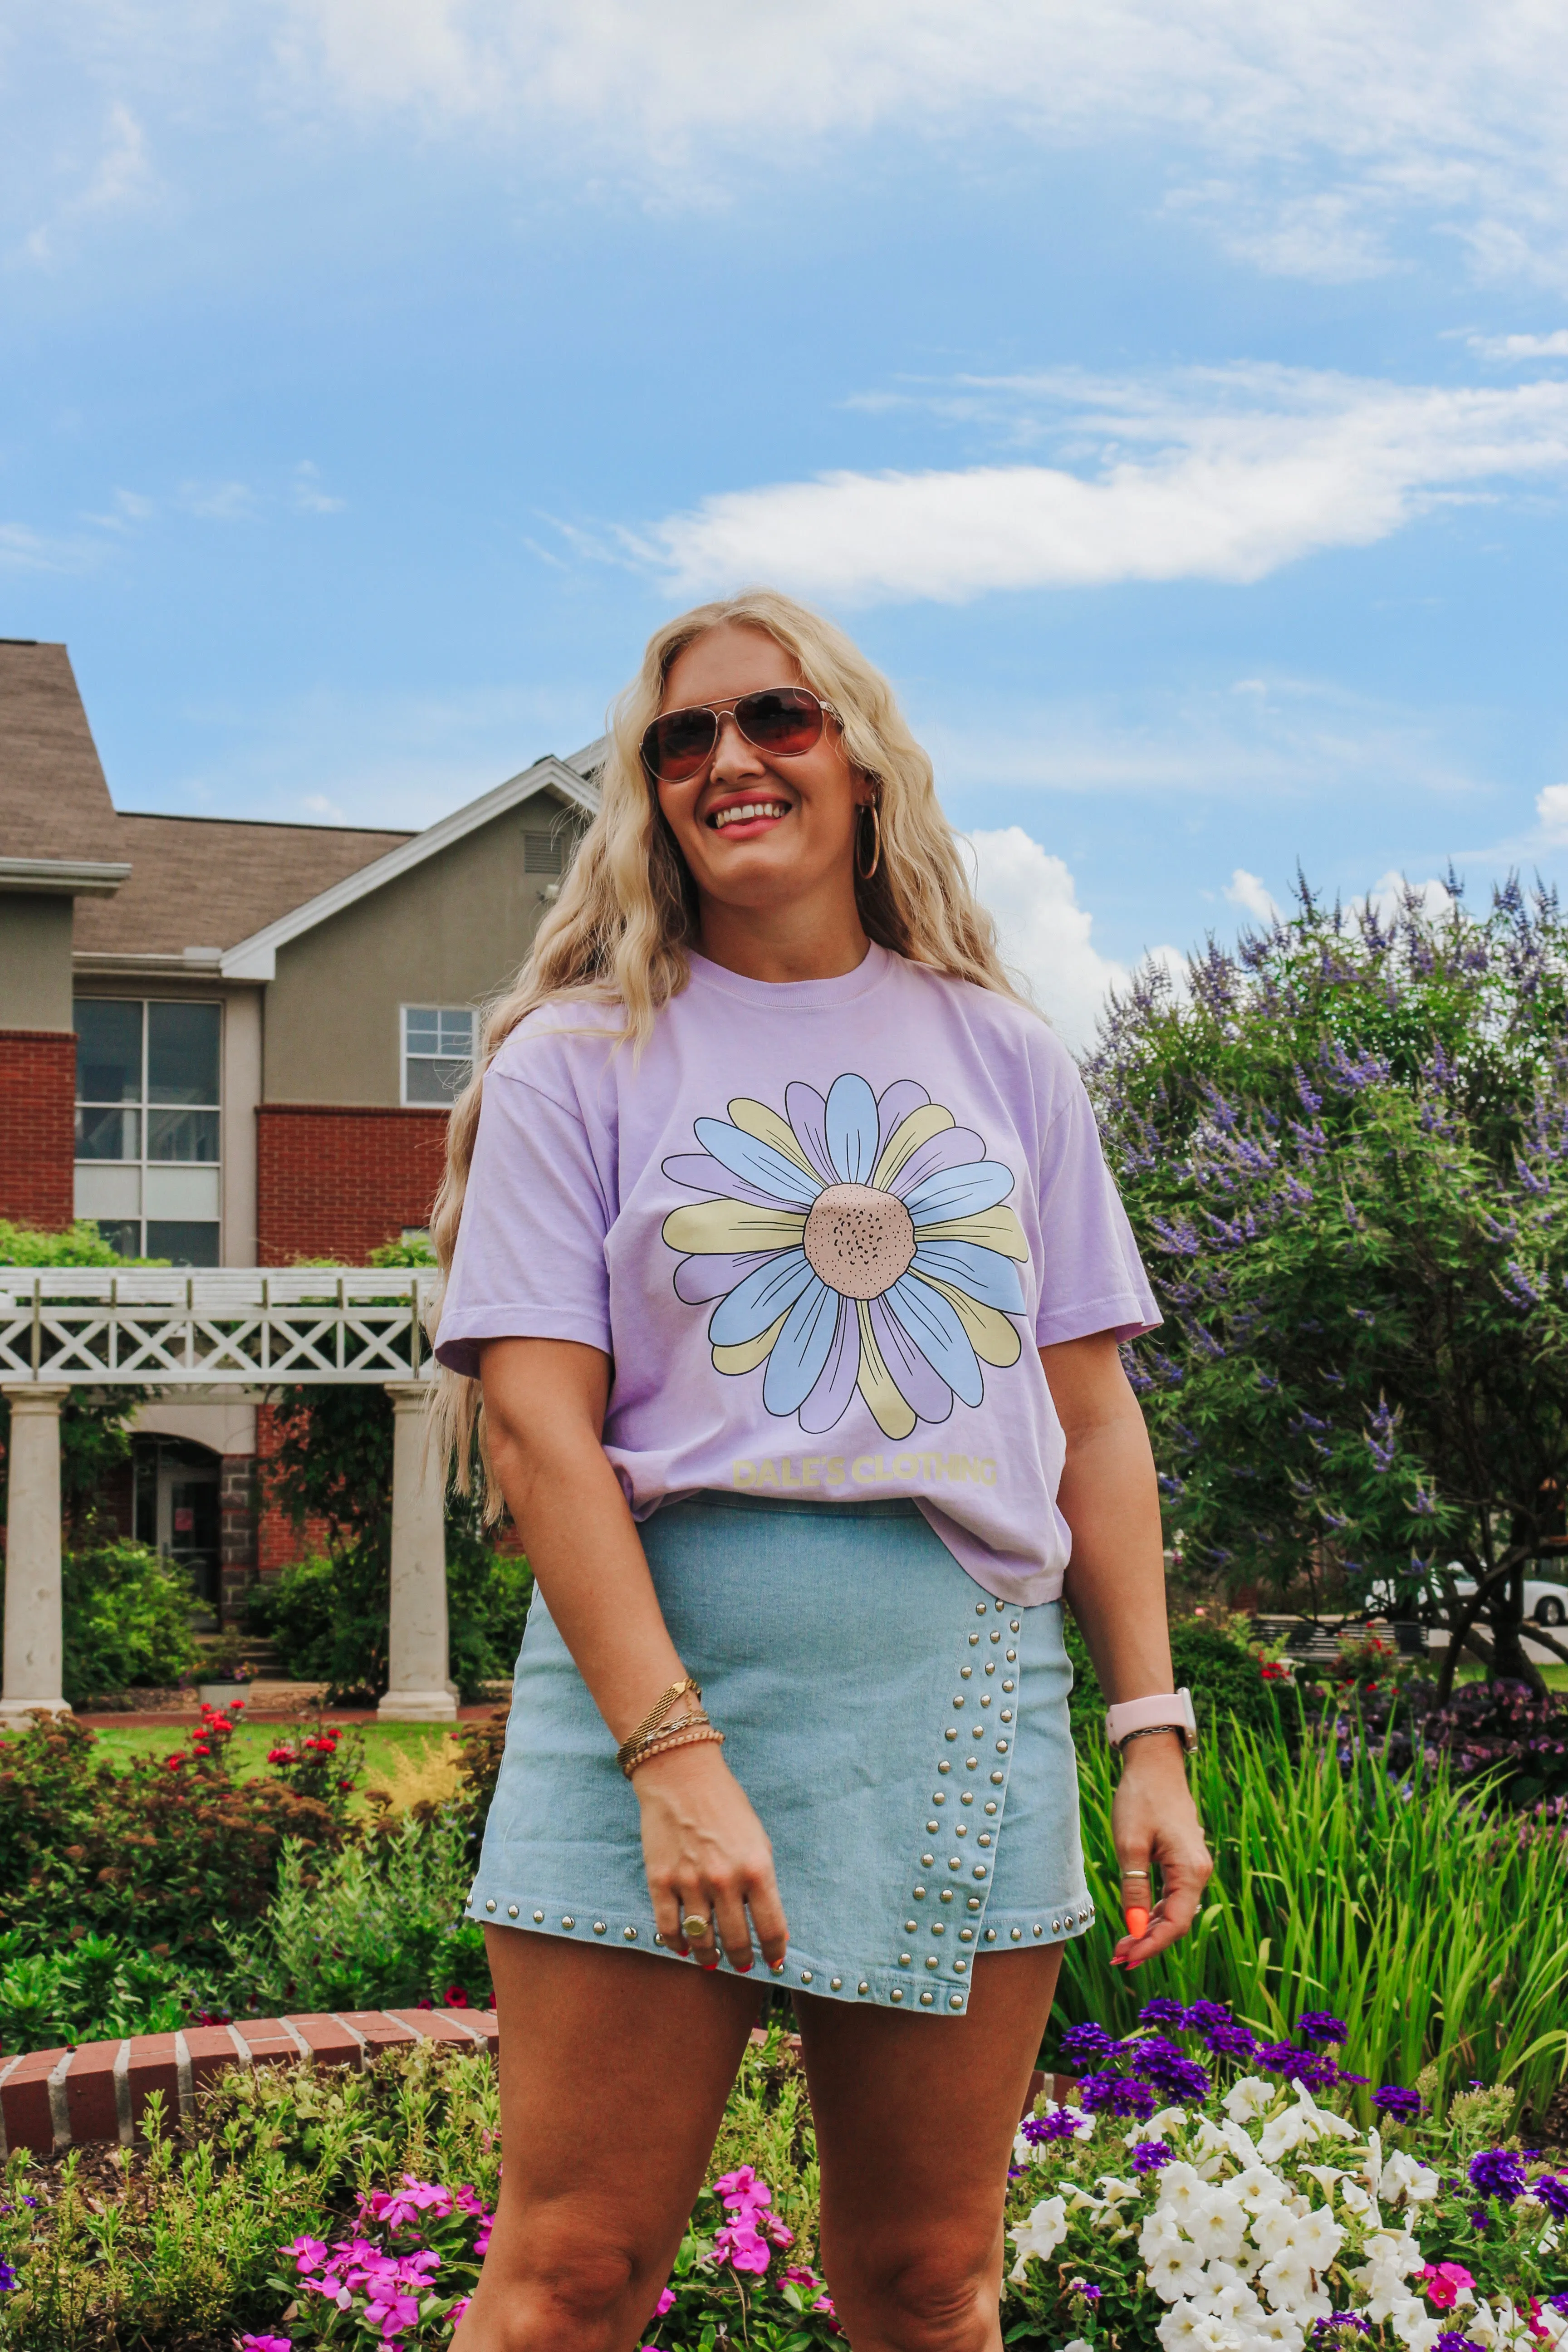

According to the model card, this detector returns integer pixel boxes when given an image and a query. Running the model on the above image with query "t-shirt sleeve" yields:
[1032,1068,1161,1348]
[433,1069,614,1378]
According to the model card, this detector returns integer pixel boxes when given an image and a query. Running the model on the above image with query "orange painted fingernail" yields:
[1124,1906,1150,1939]
[770,1959,786,1974]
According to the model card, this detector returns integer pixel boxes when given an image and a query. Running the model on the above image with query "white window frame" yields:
[73,995,224,1259]
[400,1004,477,1107]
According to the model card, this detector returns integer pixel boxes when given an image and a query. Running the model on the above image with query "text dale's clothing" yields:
[436,944,1159,1607]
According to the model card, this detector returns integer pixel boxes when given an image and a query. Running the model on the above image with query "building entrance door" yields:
[132,1437,221,1619]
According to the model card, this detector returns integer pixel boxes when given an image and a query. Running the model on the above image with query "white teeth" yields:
[711,802,789,829]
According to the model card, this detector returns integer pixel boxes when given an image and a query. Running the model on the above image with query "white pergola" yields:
[0,1269,457,1724]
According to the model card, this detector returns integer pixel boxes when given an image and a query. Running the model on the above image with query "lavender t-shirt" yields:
[435,944,1159,1607]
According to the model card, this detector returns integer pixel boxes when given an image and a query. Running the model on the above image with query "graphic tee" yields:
[435,944,1160,1606]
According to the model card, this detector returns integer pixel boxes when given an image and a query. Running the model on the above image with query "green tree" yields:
[1086,874,1568,1697]
[0,1219,156,1539]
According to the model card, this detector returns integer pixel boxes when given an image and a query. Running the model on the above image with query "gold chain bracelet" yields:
[622,1722,725,1779]
[615,1676,701,1774]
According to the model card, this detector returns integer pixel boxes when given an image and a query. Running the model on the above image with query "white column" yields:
[1,1386,73,1722]
[377,1382,458,1722]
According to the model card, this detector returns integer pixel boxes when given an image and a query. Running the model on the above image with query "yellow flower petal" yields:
[855,1298,916,1440]
[661,1201,806,1254]
[871,1103,955,1192]
[713,1310,790,1376]
[912,1272,1023,1369]
[912,1203,1029,1262]
[727,1098,821,1184]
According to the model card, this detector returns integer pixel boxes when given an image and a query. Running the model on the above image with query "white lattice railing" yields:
[0,1269,441,1385]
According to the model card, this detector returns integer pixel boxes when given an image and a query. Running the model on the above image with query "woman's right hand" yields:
[634,1743,789,1975]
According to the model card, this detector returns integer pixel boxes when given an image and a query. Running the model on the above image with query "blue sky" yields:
[5,2,1568,1043]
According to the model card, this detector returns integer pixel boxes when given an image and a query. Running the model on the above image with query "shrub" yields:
[0,1713,354,1968]
[1066,1609,1286,1743]
[0,1928,201,2052]
[59,1540,201,1705]
[248,1541,530,1708]
[1353,1674,1568,1808]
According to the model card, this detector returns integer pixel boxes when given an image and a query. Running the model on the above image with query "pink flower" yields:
[286,2235,330,2273]
[714,2166,771,2211]
[1421,2263,1477,2311]
[655,2288,676,2315]
[366,2175,454,2233]
[715,2219,774,2275]
[449,2298,471,2326]
[239,2337,294,2351]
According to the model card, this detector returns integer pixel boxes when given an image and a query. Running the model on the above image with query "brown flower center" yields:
[803,1182,916,1300]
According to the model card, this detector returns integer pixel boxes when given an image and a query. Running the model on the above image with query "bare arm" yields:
[479,1336,789,1975]
[1041,1330,1212,1969]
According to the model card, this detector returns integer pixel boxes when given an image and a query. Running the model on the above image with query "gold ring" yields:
[681,1914,710,1939]
[1120,1868,1151,1879]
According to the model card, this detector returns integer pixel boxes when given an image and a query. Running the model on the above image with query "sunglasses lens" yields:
[737,688,823,756]
[645,707,718,782]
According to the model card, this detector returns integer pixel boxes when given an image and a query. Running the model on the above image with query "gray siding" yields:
[0,893,75,1029]
[263,788,579,1104]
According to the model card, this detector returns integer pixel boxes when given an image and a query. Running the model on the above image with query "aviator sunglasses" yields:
[640,686,839,785]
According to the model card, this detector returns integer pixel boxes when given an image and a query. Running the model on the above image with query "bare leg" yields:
[796,1946,1063,2352]
[453,1926,762,2352]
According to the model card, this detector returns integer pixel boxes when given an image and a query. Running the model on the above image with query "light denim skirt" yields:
[466,1491,1095,2014]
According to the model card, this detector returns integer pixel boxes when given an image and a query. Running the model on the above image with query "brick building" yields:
[2,637,601,1602]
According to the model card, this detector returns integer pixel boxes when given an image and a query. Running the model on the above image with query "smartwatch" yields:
[1104,1688,1197,1753]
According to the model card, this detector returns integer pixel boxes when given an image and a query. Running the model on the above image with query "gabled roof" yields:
[73,813,416,960]
[220,743,605,981]
[0,641,127,880]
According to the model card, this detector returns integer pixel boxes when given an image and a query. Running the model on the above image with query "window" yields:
[74,999,222,1264]
[402,1006,475,1104]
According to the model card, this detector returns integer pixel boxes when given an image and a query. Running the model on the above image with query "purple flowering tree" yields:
[1084,874,1568,1698]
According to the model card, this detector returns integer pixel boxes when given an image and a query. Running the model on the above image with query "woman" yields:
[433,589,1210,2352]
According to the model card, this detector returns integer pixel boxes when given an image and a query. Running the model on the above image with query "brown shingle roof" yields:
[0,641,121,862]
[74,813,416,956]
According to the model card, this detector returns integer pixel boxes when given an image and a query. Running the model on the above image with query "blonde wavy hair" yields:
[431,587,1028,1504]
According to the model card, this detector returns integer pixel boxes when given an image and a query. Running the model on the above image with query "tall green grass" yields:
[1056,1707,1568,2118]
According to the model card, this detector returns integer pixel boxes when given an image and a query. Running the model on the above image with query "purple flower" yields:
[1060,2021,1122,2066]
[1182,1999,1235,2033]
[1077,2072,1156,2121]
[1137,1997,1189,2027]
[1312,2320,1370,2338]
[1205,2021,1259,2062]
[1070,2281,1104,2302]
[1258,2043,1338,2090]
[1297,2011,1348,2046]
[1433,2336,1486,2352]
[1131,2039,1211,2103]
[0,2263,17,2295]
[1533,2174,1568,2217]
[1132,2140,1174,2175]
[1022,2110,1085,2145]
[1372,2085,1421,2121]
[1468,2148,1527,2204]
[1548,2293,1568,2318]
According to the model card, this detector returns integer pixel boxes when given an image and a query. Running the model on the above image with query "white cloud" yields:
[962,824,1175,1052]
[1469,328,1568,361]
[632,366,1568,605]
[177,480,260,521]
[1225,868,1279,922]
[266,0,1568,281]
[291,461,347,514]
[21,102,156,264]
[1536,784,1568,841]
[1361,869,1456,926]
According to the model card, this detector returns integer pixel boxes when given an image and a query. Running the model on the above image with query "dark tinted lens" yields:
[644,706,718,780]
[737,688,822,755]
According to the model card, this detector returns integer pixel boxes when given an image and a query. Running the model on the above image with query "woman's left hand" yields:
[1108,1732,1212,1969]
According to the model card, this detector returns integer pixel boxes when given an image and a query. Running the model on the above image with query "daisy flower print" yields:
[661,1073,1030,1438]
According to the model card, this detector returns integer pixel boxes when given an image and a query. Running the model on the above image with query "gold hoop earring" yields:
[856,800,881,882]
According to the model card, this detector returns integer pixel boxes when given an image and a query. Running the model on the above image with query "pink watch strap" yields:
[1104,1689,1197,1751]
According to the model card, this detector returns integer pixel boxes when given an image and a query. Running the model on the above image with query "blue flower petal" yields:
[875,1079,930,1161]
[910,1239,1025,1314]
[902,1159,1015,1225]
[883,1273,984,1407]
[662,1152,792,1210]
[783,1084,841,1187]
[708,1250,816,1347]
[825,1073,881,1185]
[867,1294,953,1426]
[799,1293,860,1433]
[694,1117,820,1207]
[763,1276,840,1417]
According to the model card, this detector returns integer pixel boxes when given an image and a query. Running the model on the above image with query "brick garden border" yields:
[0,2008,500,2159]
[0,2011,1071,2161]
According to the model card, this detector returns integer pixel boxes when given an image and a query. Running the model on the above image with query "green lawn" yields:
[82,1715,483,1788]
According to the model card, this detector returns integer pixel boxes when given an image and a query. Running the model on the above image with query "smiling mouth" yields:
[708,800,791,830]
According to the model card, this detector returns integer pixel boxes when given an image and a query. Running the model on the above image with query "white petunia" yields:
[1230,2163,1290,2213]
[1156,2299,1213,2350]
[1006,2194,1067,2283]
[1127,2105,1192,2146]
[1154,2161,1214,2225]
[1094,2174,1143,2205]
[1338,2179,1377,2219]
[1257,2247,1316,2310]
[1146,2238,1209,2302]
[1300,2164,1345,2194]
[1294,2206,1344,2268]
[1390,2309,1446,2352]
[1221,2077,1276,2123]
[1379,2148,1441,2205]
[1186,2193,1249,2266]
[1194,2262,1264,2328]
[1254,2313,1308,2350]
[1257,2092,1357,2163]
[1195,2116,1262,2169]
